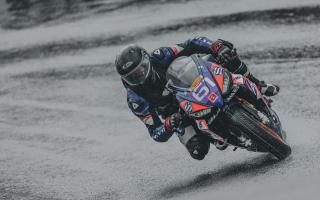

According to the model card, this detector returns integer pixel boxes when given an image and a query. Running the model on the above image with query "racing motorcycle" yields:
[166,54,291,160]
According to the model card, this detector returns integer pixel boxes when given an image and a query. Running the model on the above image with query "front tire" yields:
[225,105,291,160]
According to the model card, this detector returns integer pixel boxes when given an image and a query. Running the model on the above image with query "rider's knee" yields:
[186,135,210,160]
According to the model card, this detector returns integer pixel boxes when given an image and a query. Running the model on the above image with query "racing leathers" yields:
[123,36,261,160]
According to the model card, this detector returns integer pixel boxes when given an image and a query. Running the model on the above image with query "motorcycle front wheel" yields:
[225,105,292,160]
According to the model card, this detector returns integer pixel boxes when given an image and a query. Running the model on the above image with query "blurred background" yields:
[0,0,155,29]
[0,0,320,200]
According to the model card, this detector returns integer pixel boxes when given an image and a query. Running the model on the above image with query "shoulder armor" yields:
[151,48,165,60]
[151,47,175,65]
[127,89,150,116]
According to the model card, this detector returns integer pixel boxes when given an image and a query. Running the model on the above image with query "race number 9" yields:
[192,84,209,101]
[192,77,216,101]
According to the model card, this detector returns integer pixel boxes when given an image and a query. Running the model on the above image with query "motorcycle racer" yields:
[115,36,279,160]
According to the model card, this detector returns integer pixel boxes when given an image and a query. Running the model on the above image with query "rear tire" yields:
[225,105,291,160]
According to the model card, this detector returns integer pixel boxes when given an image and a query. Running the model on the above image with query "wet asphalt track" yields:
[1,0,320,199]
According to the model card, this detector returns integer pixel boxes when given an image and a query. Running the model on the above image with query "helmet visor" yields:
[122,52,151,86]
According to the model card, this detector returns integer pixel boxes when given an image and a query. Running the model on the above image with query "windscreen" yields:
[166,56,199,89]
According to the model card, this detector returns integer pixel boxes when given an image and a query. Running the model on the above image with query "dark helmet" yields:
[115,44,152,86]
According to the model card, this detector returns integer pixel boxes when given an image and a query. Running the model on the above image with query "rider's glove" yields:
[165,113,182,133]
[211,39,233,59]
[211,40,241,69]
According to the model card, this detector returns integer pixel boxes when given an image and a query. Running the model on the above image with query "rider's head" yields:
[115,44,154,86]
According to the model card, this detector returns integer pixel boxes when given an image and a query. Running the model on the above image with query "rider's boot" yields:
[260,83,280,96]
[247,73,280,96]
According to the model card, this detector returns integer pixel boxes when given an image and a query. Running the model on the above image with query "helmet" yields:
[115,44,152,86]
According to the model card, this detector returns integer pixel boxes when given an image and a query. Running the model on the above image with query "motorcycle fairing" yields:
[179,99,210,114]
[209,63,225,92]
[174,56,225,109]
[195,119,225,142]
[244,78,262,99]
